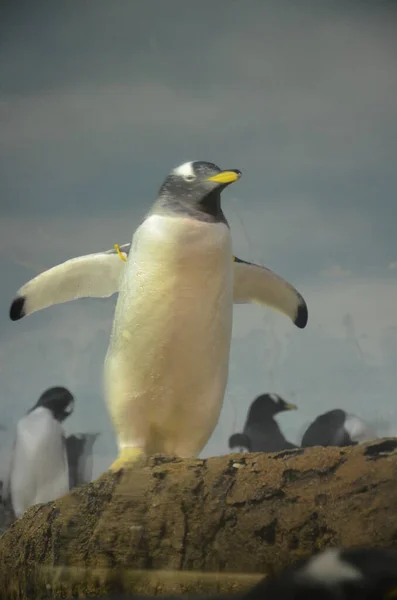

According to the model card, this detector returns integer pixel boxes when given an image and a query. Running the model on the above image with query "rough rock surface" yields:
[1,439,397,599]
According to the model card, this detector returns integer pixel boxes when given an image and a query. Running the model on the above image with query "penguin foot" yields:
[109,447,145,472]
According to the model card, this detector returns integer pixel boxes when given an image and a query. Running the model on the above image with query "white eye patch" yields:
[269,393,280,403]
[173,161,196,180]
[65,401,74,414]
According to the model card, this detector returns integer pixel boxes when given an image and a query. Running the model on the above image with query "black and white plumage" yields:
[87,547,397,600]
[245,547,397,600]
[9,160,308,472]
[5,387,74,519]
[301,408,375,448]
[228,393,298,453]
[65,432,100,489]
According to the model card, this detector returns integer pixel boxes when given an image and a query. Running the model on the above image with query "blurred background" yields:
[1,0,396,478]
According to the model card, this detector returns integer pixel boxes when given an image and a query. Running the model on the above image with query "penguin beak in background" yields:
[285,403,298,411]
[206,169,242,185]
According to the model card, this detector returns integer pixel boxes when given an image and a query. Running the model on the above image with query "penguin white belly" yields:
[104,214,233,457]
[10,408,69,518]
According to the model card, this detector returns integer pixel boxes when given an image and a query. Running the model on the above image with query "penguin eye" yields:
[184,175,196,182]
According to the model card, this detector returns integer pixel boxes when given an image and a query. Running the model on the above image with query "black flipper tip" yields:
[10,296,26,321]
[233,255,251,265]
[294,299,308,329]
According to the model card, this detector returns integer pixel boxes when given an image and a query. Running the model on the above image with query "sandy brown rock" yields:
[1,438,397,599]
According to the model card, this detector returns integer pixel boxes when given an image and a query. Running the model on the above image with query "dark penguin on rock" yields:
[3,386,74,519]
[228,393,298,453]
[89,547,397,600]
[244,547,397,600]
[65,432,100,489]
[301,408,375,448]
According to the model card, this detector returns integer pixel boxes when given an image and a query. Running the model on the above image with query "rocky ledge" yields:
[1,438,397,599]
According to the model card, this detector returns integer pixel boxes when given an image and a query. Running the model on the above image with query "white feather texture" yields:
[14,251,126,317]
[104,214,234,456]
[301,549,362,584]
[344,414,375,443]
[233,259,305,324]
[10,407,69,518]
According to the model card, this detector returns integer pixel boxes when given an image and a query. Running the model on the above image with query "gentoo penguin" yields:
[65,432,100,489]
[228,393,298,453]
[9,160,308,472]
[301,408,375,448]
[6,386,74,518]
[245,547,397,600]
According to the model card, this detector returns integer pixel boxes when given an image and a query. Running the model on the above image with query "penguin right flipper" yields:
[9,243,131,321]
[233,256,308,329]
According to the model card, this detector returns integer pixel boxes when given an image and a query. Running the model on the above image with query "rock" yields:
[1,439,397,598]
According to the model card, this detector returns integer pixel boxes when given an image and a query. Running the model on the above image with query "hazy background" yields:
[1,0,397,478]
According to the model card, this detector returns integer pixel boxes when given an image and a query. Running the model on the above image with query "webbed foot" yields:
[109,447,145,472]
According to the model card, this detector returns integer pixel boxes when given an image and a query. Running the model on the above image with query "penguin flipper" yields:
[233,256,308,329]
[9,243,131,321]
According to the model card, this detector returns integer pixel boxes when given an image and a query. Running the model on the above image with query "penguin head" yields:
[32,386,75,422]
[155,161,242,220]
[249,393,298,420]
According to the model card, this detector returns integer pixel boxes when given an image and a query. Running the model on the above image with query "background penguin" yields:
[301,408,375,448]
[229,393,298,453]
[244,547,397,600]
[4,386,74,519]
[89,547,397,600]
[65,432,100,489]
[9,160,308,473]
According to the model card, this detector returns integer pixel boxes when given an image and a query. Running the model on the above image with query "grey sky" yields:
[1,0,397,477]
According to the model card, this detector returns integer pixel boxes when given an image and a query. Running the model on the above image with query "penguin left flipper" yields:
[9,243,131,321]
[233,256,308,329]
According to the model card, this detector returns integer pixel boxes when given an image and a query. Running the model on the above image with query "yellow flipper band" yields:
[233,255,236,262]
[114,243,127,262]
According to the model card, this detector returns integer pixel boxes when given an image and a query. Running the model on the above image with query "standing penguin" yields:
[65,432,100,489]
[5,386,74,519]
[9,160,308,472]
[301,408,375,448]
[229,393,298,453]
